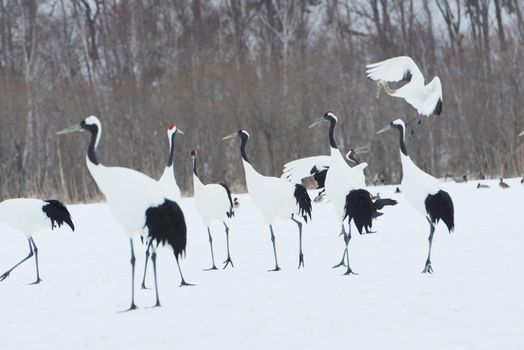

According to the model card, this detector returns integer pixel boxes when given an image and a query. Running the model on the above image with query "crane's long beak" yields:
[222,132,237,140]
[177,128,185,135]
[376,124,391,134]
[56,124,82,135]
[308,119,323,128]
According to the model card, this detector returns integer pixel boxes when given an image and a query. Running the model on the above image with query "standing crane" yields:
[191,148,235,270]
[57,116,191,311]
[223,130,311,271]
[0,199,74,284]
[377,119,454,273]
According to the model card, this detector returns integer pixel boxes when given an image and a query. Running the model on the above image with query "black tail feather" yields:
[425,190,454,232]
[219,182,235,218]
[42,200,75,231]
[344,189,374,234]
[294,184,312,222]
[344,191,397,234]
[144,199,187,258]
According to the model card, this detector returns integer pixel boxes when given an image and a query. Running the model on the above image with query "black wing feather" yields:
[144,199,187,258]
[294,184,312,222]
[42,200,75,231]
[425,190,454,232]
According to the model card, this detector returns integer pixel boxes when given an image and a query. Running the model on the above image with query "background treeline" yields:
[0,0,523,202]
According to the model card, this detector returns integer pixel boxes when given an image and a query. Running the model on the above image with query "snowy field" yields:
[1,178,523,349]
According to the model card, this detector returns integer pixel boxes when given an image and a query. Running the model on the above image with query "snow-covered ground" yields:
[0,178,523,349]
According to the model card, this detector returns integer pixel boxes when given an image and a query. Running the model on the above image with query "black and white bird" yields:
[57,116,190,311]
[477,183,489,189]
[286,111,396,275]
[0,199,74,284]
[158,123,183,200]
[223,130,311,271]
[377,119,454,273]
[141,122,184,289]
[366,56,442,128]
[191,148,235,270]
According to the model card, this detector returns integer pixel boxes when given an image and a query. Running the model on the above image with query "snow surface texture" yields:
[0,178,523,349]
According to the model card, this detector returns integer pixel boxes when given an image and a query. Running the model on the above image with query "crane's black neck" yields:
[392,124,408,156]
[167,132,176,167]
[83,123,99,165]
[328,118,337,148]
[192,156,198,176]
[239,133,250,163]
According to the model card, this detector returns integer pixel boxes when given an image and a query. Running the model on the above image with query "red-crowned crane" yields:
[367,56,442,131]
[0,199,74,284]
[57,116,191,311]
[222,130,311,271]
[191,148,235,270]
[377,119,454,273]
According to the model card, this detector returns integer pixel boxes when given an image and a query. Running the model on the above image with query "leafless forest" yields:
[0,0,523,201]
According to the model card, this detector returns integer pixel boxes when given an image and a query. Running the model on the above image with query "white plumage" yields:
[157,123,182,200]
[377,118,455,273]
[366,56,443,117]
[223,129,311,271]
[191,148,234,270]
[0,198,74,284]
[57,115,190,310]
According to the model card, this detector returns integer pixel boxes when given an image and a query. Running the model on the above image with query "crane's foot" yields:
[422,261,434,274]
[141,283,149,290]
[179,280,195,287]
[297,253,304,269]
[28,278,42,285]
[343,267,358,276]
[148,301,161,308]
[120,303,138,313]
[203,265,218,271]
[223,258,234,269]
[268,266,281,272]
[0,271,11,282]
[332,257,347,268]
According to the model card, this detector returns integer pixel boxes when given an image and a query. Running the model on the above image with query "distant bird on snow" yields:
[57,116,191,311]
[366,56,442,131]
[377,119,454,273]
[477,183,489,189]
[499,179,510,189]
[0,199,74,284]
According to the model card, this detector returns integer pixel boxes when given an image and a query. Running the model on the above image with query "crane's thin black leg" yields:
[222,222,234,269]
[268,225,281,272]
[204,227,218,271]
[0,238,34,282]
[175,253,194,287]
[422,219,435,274]
[333,225,348,268]
[291,215,304,269]
[150,247,161,307]
[344,224,358,276]
[141,240,152,289]
[121,239,138,312]
[28,238,42,285]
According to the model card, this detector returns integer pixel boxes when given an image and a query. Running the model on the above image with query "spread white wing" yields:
[282,155,331,184]
[366,56,425,86]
